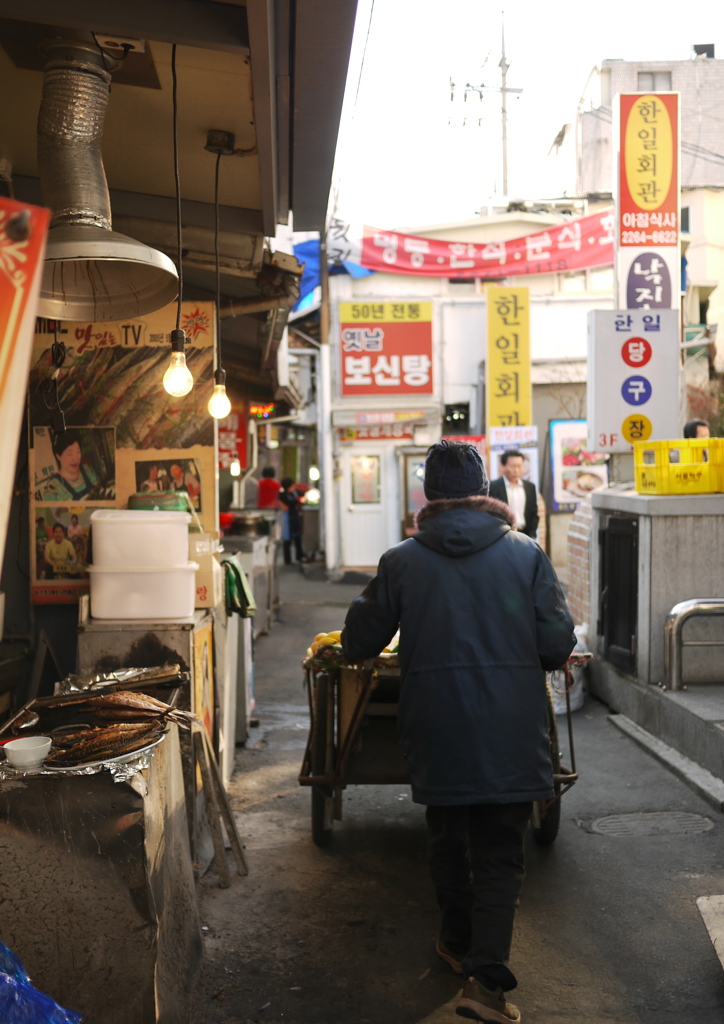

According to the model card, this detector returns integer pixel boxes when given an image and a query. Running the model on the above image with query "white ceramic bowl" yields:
[4,736,52,768]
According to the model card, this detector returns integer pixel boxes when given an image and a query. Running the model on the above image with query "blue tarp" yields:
[292,239,374,311]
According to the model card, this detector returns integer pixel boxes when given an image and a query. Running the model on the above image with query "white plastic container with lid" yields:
[87,562,199,620]
[90,509,192,568]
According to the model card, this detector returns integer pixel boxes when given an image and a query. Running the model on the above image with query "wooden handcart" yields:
[299,648,586,847]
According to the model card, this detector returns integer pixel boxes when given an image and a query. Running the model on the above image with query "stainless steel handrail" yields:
[664,599,724,690]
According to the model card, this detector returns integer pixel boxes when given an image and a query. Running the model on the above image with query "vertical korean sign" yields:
[616,93,680,311]
[0,198,50,563]
[339,302,433,397]
[486,286,531,434]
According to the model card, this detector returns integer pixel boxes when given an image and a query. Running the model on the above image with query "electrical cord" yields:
[171,44,183,331]
[214,150,222,369]
[38,339,67,433]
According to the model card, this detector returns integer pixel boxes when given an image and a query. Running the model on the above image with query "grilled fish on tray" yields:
[4,689,189,769]
[45,722,165,767]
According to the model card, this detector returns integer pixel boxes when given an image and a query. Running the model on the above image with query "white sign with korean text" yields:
[588,309,679,454]
[488,426,539,486]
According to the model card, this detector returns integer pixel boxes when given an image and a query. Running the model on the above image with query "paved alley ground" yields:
[190,566,724,1024]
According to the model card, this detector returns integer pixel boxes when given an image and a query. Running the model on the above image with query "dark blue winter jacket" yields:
[342,496,576,806]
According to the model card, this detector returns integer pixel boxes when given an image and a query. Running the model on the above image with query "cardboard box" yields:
[195,555,223,608]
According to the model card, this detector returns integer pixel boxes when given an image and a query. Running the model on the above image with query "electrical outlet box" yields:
[93,34,146,54]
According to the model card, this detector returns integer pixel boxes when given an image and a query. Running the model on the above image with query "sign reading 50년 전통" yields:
[486,286,531,431]
[339,302,433,397]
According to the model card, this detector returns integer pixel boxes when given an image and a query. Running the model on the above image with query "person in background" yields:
[170,462,201,502]
[257,466,281,508]
[488,449,539,539]
[43,523,77,579]
[342,440,575,1024]
[67,513,88,564]
[67,513,83,539]
[684,419,710,439]
[40,429,99,501]
[278,477,304,564]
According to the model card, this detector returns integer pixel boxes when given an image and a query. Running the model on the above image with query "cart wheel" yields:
[311,673,334,847]
[532,682,562,846]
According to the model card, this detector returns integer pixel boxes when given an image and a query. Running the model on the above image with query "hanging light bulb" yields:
[162,48,194,399]
[229,458,241,477]
[208,367,232,419]
[163,328,194,397]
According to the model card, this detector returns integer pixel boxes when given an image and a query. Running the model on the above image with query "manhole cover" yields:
[590,811,713,836]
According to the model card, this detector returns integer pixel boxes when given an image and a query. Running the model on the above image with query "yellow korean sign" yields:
[486,286,531,431]
[339,301,432,323]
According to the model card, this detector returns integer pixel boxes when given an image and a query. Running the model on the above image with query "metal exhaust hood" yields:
[36,37,178,322]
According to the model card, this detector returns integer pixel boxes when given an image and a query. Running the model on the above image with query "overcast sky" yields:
[331,0,723,230]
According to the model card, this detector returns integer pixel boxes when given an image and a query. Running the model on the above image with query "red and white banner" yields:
[328,209,614,279]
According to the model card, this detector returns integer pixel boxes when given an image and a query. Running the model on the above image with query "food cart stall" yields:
[0,671,202,1024]
[299,638,583,847]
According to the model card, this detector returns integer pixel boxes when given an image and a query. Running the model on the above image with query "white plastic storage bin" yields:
[87,563,199,620]
[90,509,191,568]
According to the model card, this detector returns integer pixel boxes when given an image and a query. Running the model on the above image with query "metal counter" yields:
[0,723,201,1023]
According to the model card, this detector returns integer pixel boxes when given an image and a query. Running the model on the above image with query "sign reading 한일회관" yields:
[587,309,679,454]
[615,92,680,311]
[486,286,531,432]
[339,301,433,397]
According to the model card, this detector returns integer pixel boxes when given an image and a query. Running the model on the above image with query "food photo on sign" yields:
[550,419,609,512]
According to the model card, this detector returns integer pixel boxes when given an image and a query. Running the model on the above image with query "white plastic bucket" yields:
[87,562,199,620]
[90,509,191,568]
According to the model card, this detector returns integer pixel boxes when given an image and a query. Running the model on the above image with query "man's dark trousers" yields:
[426,801,532,990]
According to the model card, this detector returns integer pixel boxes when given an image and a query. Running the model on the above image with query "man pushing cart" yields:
[341,440,576,1024]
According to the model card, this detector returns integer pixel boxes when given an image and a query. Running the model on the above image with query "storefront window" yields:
[351,455,381,504]
[405,455,426,515]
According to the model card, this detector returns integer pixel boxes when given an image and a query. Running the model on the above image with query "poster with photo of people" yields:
[33,506,93,601]
[29,301,218,604]
[134,457,202,511]
[33,426,116,502]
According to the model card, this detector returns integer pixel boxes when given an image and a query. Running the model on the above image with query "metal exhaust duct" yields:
[37,38,178,322]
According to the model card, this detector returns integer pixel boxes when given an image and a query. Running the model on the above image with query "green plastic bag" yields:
[222,558,256,618]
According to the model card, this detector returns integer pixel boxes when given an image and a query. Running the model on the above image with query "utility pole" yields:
[448,13,521,202]
[500,17,510,196]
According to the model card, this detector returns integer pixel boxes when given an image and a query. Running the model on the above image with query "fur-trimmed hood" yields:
[412,494,516,559]
[415,494,516,529]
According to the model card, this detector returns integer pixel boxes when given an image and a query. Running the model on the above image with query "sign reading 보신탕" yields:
[339,302,433,397]
[587,308,679,454]
[486,286,531,432]
[616,92,679,311]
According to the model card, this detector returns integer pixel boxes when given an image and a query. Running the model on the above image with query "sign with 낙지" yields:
[616,92,679,311]
[486,286,531,432]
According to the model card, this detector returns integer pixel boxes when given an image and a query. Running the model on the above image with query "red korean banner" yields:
[218,406,248,470]
[328,209,614,279]
[618,93,679,247]
[339,301,433,397]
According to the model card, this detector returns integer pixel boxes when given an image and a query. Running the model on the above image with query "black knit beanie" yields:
[423,439,489,501]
